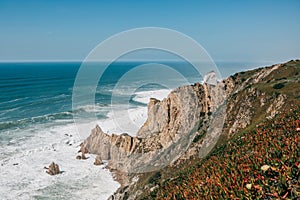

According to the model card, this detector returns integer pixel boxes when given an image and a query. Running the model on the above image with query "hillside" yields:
[103,60,299,200]
[140,106,300,199]
[79,60,300,199]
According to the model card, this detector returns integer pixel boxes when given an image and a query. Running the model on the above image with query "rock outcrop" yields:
[45,162,60,175]
[81,77,228,173]
[94,155,103,166]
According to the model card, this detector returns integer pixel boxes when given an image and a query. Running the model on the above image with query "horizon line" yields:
[0,59,290,63]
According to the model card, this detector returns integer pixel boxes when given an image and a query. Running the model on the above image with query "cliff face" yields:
[80,60,300,199]
[82,80,228,173]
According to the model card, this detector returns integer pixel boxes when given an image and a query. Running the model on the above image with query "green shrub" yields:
[193,134,202,143]
[273,83,285,89]
[148,171,161,184]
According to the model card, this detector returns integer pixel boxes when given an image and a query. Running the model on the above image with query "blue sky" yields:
[0,0,299,62]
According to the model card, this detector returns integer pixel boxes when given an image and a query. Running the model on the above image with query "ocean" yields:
[0,61,271,199]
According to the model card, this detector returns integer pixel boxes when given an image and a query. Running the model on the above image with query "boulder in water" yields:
[45,162,60,175]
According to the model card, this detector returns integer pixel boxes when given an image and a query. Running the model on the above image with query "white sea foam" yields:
[0,122,120,200]
[133,89,171,104]
[75,104,105,113]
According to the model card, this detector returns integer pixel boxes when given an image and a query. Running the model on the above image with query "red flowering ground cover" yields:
[151,107,300,199]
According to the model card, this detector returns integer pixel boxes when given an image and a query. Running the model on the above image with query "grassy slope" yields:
[136,60,300,200]
[230,60,300,132]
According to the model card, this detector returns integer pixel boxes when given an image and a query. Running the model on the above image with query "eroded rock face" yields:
[81,77,229,173]
[82,126,140,162]
[266,94,286,119]
[138,83,206,141]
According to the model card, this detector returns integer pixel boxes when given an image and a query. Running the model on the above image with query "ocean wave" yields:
[72,102,118,113]
[0,103,112,131]
[0,112,74,131]
[0,93,70,115]
[0,107,20,116]
[0,93,70,112]
[0,97,29,106]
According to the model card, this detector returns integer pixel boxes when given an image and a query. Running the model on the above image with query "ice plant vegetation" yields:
[147,107,300,199]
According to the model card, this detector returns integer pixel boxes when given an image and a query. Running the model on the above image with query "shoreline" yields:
[0,88,171,199]
[76,89,172,198]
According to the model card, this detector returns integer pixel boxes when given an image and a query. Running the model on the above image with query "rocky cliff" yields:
[82,79,227,174]
[80,60,300,199]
